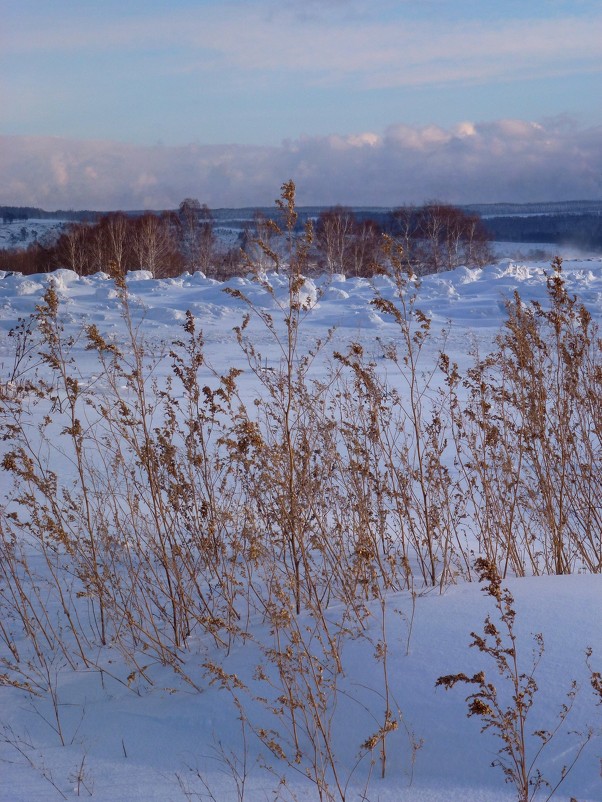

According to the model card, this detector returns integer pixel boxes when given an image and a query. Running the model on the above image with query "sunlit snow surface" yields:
[0,259,601,802]
[1,256,601,363]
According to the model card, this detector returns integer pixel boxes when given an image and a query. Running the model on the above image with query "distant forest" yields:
[0,200,495,278]
[1,200,601,278]
[480,213,602,248]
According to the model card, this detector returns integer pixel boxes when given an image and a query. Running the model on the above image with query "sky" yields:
[1,0,602,209]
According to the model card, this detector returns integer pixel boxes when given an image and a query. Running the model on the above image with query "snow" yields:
[0,256,601,802]
[0,219,66,251]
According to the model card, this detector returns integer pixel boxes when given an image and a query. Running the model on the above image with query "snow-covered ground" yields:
[0,219,66,251]
[0,257,601,802]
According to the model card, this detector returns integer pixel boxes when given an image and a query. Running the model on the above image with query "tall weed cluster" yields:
[445,256,601,576]
[0,183,600,799]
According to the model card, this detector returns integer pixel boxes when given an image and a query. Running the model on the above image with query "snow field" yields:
[0,258,601,802]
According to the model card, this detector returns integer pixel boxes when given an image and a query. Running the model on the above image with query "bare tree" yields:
[348,218,382,276]
[315,206,357,274]
[242,209,280,272]
[178,199,216,273]
[54,223,89,276]
[101,213,130,276]
[131,212,182,278]
[389,202,492,275]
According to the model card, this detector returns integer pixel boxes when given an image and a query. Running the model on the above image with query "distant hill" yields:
[462,200,602,217]
[1,206,102,223]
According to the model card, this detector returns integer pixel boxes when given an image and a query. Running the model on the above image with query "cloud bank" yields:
[2,119,601,210]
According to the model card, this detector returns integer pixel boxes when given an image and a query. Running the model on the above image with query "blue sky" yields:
[2,0,601,208]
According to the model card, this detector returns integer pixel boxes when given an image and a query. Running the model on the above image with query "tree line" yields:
[0,199,492,278]
[1,205,102,224]
[482,213,602,248]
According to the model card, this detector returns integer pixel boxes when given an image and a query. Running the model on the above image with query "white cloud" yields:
[455,122,477,138]
[1,119,601,209]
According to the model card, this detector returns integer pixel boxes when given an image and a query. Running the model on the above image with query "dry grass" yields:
[1,182,600,801]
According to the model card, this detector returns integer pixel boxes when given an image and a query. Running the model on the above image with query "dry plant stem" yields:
[446,348,532,578]
[225,179,331,618]
[36,285,108,645]
[436,558,594,802]
[339,239,464,590]
[443,258,601,579]
[1,725,68,800]
[114,278,187,649]
[218,184,422,800]
[490,259,601,574]
[87,283,238,667]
